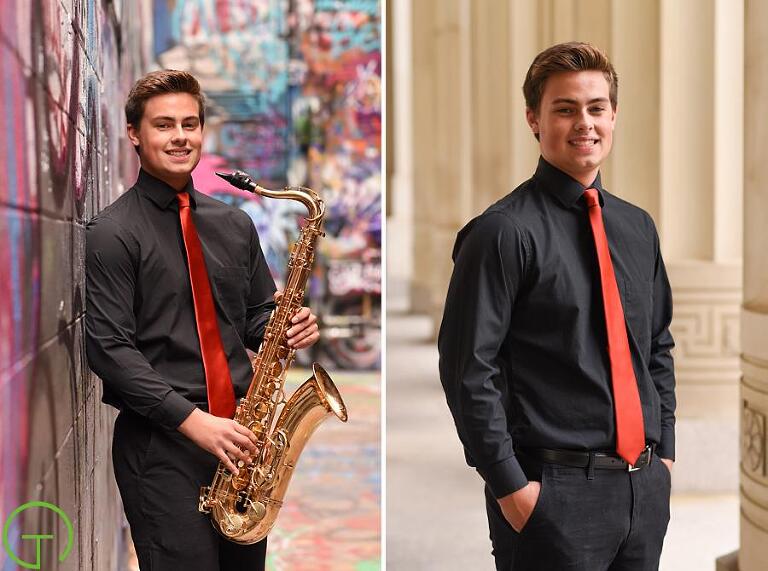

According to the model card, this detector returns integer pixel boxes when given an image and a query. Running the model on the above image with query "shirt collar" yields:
[136,168,198,210]
[533,156,605,208]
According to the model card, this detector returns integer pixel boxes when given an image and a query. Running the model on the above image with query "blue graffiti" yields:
[315,0,379,15]
[329,23,379,57]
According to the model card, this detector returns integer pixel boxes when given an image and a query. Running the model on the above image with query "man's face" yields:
[526,70,616,186]
[127,92,203,190]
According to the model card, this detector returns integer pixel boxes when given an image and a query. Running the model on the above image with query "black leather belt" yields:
[522,444,655,472]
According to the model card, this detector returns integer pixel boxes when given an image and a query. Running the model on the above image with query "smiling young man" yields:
[85,70,319,570]
[439,43,676,570]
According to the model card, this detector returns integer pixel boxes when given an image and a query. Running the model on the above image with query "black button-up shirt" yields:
[438,158,676,498]
[86,169,276,431]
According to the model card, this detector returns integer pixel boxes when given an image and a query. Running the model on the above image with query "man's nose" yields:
[171,124,187,142]
[574,109,593,131]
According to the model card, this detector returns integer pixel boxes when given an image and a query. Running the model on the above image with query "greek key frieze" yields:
[670,303,740,361]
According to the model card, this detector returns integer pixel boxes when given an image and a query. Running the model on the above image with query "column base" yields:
[716,550,738,570]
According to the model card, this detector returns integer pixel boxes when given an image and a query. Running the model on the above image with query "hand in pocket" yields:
[497,481,542,532]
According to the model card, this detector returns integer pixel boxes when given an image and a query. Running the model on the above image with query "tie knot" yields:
[176,191,191,209]
[583,188,600,208]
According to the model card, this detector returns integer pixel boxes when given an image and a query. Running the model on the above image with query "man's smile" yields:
[166,149,192,156]
[568,137,599,149]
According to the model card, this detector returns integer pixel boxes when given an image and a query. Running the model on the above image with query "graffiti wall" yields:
[153,0,382,370]
[1,1,380,569]
[0,0,148,569]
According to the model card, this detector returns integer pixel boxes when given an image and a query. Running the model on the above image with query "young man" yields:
[85,70,319,570]
[439,43,676,570]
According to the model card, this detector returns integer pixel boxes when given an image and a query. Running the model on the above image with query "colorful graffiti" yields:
[0,0,147,569]
[1,1,380,569]
[153,0,382,371]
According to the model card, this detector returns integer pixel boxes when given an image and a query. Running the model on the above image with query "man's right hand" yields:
[177,408,258,475]
[497,481,542,532]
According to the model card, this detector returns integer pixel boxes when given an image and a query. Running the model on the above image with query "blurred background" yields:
[0,0,380,570]
[387,1,766,570]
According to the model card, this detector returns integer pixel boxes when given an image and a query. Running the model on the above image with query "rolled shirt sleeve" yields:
[85,216,196,430]
[438,212,531,498]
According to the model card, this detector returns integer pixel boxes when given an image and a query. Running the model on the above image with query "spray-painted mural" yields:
[2,1,379,569]
[150,4,382,568]
[0,0,147,569]
[153,0,382,371]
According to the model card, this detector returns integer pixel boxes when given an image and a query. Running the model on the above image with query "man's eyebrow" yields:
[149,115,200,122]
[550,97,610,105]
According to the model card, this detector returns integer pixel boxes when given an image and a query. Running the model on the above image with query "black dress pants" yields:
[485,453,671,571]
[112,410,267,571]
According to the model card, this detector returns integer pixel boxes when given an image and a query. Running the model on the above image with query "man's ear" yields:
[525,107,539,137]
[127,123,140,147]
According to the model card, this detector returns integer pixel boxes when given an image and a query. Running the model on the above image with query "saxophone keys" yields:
[269,362,283,376]
[198,487,212,513]
[276,345,289,359]
[249,500,267,521]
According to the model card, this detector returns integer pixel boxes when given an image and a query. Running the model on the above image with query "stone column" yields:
[387,0,414,311]
[651,0,744,492]
[734,0,768,568]
[408,0,487,325]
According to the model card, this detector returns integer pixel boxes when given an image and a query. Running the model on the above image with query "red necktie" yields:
[177,192,236,418]
[583,188,646,465]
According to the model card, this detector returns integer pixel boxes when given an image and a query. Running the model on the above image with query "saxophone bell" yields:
[311,363,348,422]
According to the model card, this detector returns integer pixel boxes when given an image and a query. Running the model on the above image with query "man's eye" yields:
[590,107,606,113]
[184,123,197,129]
[556,108,572,114]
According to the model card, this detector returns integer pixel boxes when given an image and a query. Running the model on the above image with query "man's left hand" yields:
[660,458,673,474]
[275,291,320,349]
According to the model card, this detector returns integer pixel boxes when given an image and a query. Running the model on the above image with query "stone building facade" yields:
[388,0,767,568]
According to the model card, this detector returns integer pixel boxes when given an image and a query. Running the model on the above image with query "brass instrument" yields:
[198,170,348,544]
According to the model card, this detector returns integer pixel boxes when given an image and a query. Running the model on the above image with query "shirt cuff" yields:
[478,456,530,498]
[148,390,196,431]
[656,428,675,461]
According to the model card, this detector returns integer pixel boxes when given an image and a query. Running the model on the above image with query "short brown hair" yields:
[125,70,206,128]
[523,42,618,113]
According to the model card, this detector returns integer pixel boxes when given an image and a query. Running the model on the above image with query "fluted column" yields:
[387,0,414,311]
[409,0,489,324]
[653,0,744,491]
[736,1,768,568]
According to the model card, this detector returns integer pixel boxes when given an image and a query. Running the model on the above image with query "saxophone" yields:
[198,170,348,544]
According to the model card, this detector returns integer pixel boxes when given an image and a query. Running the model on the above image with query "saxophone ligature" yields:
[198,170,348,544]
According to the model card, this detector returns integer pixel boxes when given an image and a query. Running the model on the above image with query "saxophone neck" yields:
[261,185,324,222]
[215,171,324,221]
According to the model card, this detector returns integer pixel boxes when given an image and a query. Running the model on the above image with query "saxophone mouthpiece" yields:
[215,170,256,192]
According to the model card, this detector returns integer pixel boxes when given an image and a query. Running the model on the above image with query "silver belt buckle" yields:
[627,445,651,472]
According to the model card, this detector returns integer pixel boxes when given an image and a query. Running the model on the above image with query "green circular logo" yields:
[2,501,74,570]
